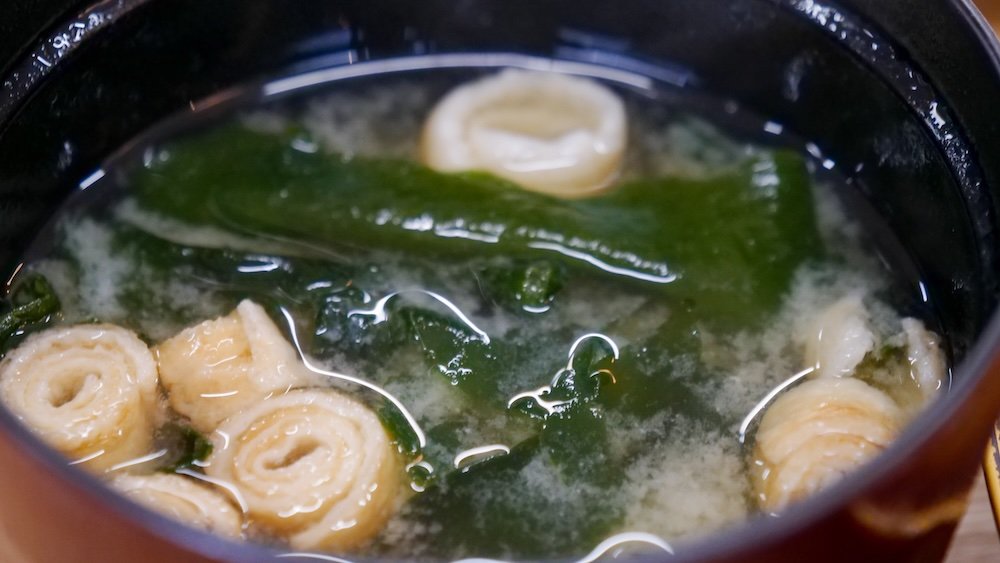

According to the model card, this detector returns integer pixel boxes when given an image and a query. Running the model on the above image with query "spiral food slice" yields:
[421,69,627,197]
[112,473,243,537]
[804,293,875,378]
[205,388,400,551]
[156,300,311,432]
[902,318,947,400]
[0,324,158,472]
[751,377,902,512]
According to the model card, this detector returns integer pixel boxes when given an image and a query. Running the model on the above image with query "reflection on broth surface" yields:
[0,59,946,561]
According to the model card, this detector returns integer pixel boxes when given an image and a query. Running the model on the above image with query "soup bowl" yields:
[2,1,1000,561]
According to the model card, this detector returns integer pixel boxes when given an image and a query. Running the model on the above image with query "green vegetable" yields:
[378,435,621,559]
[313,286,379,356]
[156,423,213,473]
[0,276,60,352]
[540,403,621,487]
[387,307,541,474]
[509,334,616,419]
[398,307,503,400]
[134,125,823,327]
[377,403,423,456]
[856,344,909,372]
[479,260,566,312]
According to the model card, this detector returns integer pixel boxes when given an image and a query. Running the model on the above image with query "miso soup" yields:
[0,57,947,561]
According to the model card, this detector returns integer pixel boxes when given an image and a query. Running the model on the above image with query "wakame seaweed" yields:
[0,276,60,352]
[133,125,823,328]
[478,260,566,312]
[380,435,623,559]
[156,423,214,473]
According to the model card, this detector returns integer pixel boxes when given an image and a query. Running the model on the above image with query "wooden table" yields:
[945,477,1000,561]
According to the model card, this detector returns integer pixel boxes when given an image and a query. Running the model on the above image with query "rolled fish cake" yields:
[421,69,627,197]
[751,377,902,512]
[752,294,946,512]
[0,324,159,472]
[155,300,313,432]
[803,293,875,379]
[205,388,401,551]
[112,473,243,538]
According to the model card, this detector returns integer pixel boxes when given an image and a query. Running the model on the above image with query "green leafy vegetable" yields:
[379,435,621,559]
[133,125,823,327]
[0,276,60,352]
[399,308,500,396]
[377,403,423,456]
[479,260,565,312]
[156,423,214,473]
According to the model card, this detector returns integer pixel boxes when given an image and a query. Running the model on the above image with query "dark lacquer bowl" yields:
[2,1,1000,561]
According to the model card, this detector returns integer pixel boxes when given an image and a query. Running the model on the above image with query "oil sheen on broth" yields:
[0,64,947,561]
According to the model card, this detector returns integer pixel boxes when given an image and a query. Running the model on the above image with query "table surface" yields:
[945,477,1000,562]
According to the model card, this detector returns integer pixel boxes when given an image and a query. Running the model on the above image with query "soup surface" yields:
[0,59,947,560]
